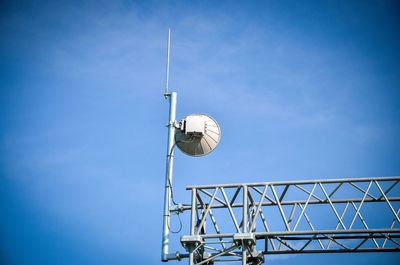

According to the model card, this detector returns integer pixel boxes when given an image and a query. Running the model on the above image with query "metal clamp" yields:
[233,233,256,247]
[170,203,184,214]
[181,235,203,252]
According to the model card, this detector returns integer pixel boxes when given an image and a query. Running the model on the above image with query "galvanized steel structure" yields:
[160,29,400,265]
[175,176,400,264]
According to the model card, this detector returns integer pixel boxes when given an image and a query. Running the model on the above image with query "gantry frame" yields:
[174,176,400,264]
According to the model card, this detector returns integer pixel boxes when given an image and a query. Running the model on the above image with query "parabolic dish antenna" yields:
[175,113,221,157]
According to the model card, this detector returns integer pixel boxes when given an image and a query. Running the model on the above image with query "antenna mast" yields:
[161,28,177,262]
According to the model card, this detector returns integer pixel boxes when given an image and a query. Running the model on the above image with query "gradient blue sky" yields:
[1,0,399,264]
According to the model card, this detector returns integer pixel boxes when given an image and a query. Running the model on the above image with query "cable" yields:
[167,139,192,207]
[166,136,199,234]
[166,140,183,234]
[167,141,179,205]
[168,211,183,234]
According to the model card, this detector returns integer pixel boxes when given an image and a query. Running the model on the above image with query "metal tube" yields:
[264,248,400,254]
[350,202,379,248]
[199,188,226,206]
[319,183,347,229]
[349,181,372,229]
[327,202,349,249]
[267,234,400,240]
[186,176,400,189]
[208,209,227,249]
[196,245,240,265]
[191,188,197,235]
[294,184,323,202]
[279,185,289,201]
[271,185,291,231]
[230,186,242,205]
[242,185,248,265]
[197,228,400,238]
[251,186,275,203]
[298,203,325,249]
[329,182,343,197]
[374,180,400,223]
[161,92,177,261]
[294,183,316,231]
[259,208,277,250]
[382,207,400,247]
[349,182,376,200]
[379,180,399,200]
[243,185,248,233]
[197,188,219,235]
[181,197,400,211]
[250,185,268,232]
[189,188,197,265]
[221,188,241,232]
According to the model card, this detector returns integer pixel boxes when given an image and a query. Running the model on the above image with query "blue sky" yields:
[1,0,399,264]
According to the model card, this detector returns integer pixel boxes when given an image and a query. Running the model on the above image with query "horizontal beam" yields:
[172,247,400,260]
[181,197,400,211]
[197,229,400,239]
[264,248,400,254]
[186,176,400,189]
[273,235,400,240]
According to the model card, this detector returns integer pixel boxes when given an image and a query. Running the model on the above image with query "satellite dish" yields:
[175,113,221,157]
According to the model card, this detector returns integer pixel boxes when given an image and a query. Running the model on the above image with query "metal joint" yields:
[234,233,256,247]
[181,235,203,252]
[165,251,182,261]
[170,203,184,214]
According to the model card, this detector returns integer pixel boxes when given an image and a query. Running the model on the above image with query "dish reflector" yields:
[175,114,221,157]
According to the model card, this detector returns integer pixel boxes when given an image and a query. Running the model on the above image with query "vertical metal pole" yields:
[161,92,177,261]
[189,188,197,265]
[242,185,248,265]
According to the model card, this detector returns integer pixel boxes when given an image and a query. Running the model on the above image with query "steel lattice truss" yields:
[178,177,400,264]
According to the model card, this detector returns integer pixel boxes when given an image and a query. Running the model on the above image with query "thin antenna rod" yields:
[164,28,171,98]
